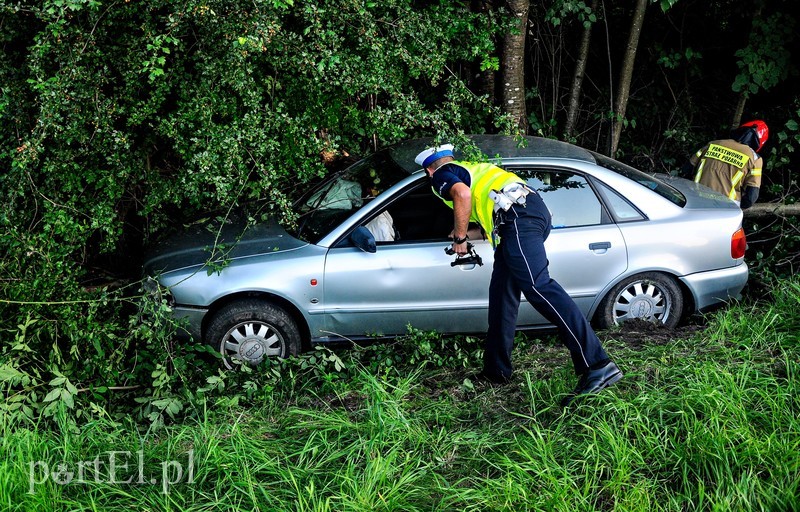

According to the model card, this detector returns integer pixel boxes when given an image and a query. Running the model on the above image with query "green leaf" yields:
[61,389,75,409]
[0,365,24,383]
[44,388,62,403]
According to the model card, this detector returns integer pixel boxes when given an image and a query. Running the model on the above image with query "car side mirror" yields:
[350,226,377,253]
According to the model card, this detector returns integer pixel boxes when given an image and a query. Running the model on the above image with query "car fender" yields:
[159,245,329,338]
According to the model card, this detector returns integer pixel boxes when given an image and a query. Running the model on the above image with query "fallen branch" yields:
[743,203,800,218]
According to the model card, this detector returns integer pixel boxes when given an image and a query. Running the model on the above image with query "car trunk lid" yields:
[655,173,741,210]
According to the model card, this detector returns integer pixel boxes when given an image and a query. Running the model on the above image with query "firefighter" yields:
[414,144,622,406]
[682,120,768,209]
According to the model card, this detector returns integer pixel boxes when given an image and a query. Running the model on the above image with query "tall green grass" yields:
[2,279,799,511]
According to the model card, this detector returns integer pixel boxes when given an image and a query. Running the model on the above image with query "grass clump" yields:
[2,278,799,511]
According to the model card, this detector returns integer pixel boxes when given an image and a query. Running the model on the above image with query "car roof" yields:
[388,135,597,173]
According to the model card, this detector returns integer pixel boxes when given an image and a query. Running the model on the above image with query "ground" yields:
[605,317,705,349]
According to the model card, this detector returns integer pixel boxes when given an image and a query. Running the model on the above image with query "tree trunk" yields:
[502,0,530,133]
[610,0,648,156]
[564,0,598,140]
[730,94,747,130]
[472,0,497,121]
[729,4,763,130]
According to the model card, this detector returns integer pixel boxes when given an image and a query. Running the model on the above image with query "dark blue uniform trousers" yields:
[485,192,609,380]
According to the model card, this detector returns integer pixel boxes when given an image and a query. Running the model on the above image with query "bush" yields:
[0,0,509,426]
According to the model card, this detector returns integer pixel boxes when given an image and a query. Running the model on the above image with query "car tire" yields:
[205,300,301,369]
[595,272,684,329]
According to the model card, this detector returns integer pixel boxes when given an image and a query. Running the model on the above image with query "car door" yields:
[321,180,495,338]
[513,167,629,322]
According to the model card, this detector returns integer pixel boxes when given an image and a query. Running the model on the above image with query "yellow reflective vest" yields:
[432,161,523,241]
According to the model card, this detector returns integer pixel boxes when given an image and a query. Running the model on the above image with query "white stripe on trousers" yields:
[509,209,590,368]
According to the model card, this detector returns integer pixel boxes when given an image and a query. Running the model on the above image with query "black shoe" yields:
[471,370,510,386]
[561,361,623,406]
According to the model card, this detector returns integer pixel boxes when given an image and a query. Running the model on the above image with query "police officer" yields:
[682,120,768,209]
[415,144,622,406]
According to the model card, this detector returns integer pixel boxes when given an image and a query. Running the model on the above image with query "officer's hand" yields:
[452,241,468,256]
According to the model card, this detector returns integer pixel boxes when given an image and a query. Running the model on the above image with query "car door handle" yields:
[589,242,611,251]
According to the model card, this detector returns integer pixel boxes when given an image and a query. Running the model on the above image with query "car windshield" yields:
[290,151,411,243]
[590,151,687,207]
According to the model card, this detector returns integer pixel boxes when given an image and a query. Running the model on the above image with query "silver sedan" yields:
[144,135,748,368]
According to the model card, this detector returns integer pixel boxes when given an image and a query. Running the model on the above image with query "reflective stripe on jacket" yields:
[690,139,763,202]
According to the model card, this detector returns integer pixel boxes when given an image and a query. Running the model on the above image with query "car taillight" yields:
[731,228,746,259]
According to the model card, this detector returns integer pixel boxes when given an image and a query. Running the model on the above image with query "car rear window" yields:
[590,151,687,207]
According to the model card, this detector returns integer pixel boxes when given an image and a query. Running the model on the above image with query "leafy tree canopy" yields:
[0,0,508,422]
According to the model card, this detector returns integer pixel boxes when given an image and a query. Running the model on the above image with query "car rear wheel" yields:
[595,272,683,329]
[205,300,301,369]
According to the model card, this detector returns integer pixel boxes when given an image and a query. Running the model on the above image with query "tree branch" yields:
[743,203,800,218]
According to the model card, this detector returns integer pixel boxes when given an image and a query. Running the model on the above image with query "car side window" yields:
[333,179,457,250]
[594,180,645,222]
[333,180,454,249]
[518,169,605,228]
[376,182,455,242]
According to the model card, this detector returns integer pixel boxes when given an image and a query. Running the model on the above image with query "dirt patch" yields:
[604,318,705,349]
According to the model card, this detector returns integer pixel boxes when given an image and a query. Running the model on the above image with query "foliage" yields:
[0,280,206,429]
[2,0,800,430]
[0,0,508,425]
[656,0,680,12]
[744,102,800,277]
[546,0,598,28]
[2,277,799,510]
[732,12,796,96]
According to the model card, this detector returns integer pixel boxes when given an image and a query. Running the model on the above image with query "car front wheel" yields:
[205,300,301,369]
[595,272,684,329]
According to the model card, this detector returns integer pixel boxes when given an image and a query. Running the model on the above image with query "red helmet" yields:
[740,119,769,151]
